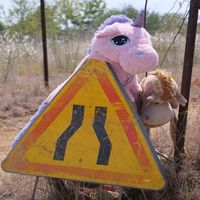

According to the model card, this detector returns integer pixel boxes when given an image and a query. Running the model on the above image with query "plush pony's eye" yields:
[112,35,129,46]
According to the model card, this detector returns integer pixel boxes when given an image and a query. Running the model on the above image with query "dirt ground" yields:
[0,73,67,200]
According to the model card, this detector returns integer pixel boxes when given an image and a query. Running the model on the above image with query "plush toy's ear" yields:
[133,10,145,27]
[145,96,155,103]
[176,93,187,106]
[96,25,121,38]
[96,28,113,38]
[170,92,187,108]
[142,92,156,105]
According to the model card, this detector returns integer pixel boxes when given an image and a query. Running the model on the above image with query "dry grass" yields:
[149,103,200,200]
[0,32,200,199]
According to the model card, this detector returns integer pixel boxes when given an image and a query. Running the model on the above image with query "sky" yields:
[106,0,189,14]
[0,0,189,15]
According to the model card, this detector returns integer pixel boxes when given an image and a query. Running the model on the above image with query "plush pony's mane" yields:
[88,15,133,54]
[97,15,133,32]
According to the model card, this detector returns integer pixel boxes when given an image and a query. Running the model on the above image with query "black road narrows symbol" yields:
[93,107,112,165]
[53,105,84,160]
[53,105,112,165]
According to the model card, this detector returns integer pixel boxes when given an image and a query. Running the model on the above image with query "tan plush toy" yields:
[140,69,187,128]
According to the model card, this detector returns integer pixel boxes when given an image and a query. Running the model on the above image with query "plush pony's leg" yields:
[170,111,186,155]
[170,111,177,148]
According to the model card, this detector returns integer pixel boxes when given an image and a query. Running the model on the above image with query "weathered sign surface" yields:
[2,58,165,190]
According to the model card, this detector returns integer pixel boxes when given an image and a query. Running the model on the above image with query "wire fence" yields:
[151,0,200,151]
[0,0,200,199]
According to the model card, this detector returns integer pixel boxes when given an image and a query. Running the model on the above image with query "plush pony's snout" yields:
[120,46,159,75]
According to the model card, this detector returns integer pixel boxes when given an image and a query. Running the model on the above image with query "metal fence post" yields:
[40,0,49,88]
[174,0,199,172]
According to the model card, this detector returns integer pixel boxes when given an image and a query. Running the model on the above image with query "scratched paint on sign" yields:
[24,74,141,173]
[2,58,166,190]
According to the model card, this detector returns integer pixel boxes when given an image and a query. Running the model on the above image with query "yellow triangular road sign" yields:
[2,58,166,190]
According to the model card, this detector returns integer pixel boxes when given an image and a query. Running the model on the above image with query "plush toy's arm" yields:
[124,88,135,102]
[128,75,142,101]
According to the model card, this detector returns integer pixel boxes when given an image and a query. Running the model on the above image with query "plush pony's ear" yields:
[95,24,121,38]
[133,10,145,27]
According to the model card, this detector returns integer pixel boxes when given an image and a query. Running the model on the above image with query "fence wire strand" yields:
[154,0,189,47]
[159,4,190,67]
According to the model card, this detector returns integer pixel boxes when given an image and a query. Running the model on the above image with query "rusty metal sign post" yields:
[175,0,200,172]
[40,0,49,88]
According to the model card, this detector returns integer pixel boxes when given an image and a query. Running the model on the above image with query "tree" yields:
[8,2,60,38]
[8,0,34,35]
[121,4,138,19]
[0,21,5,32]
[92,8,119,29]
[77,0,106,29]
[147,12,161,35]
[93,5,138,30]
[0,4,9,29]
[54,0,78,32]
[158,13,184,33]
[54,0,106,31]
[26,5,59,38]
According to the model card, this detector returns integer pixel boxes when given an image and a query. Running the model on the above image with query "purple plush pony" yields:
[88,11,158,102]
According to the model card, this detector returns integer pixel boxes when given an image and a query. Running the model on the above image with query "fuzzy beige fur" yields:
[140,69,187,148]
[150,69,174,102]
[140,69,186,109]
